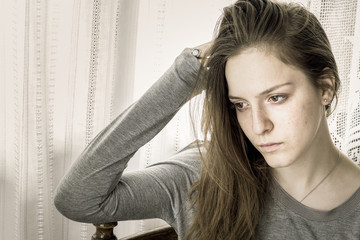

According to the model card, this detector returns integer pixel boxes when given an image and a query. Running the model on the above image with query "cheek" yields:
[286,101,322,138]
[236,112,253,138]
[235,99,322,141]
[236,107,305,140]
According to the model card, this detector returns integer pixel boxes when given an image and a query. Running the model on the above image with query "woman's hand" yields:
[191,41,212,65]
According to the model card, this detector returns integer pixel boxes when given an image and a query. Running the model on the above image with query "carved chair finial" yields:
[92,222,118,240]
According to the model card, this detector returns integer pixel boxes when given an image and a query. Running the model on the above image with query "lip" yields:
[258,142,283,153]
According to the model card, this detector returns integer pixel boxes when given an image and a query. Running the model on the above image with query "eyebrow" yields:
[228,82,293,100]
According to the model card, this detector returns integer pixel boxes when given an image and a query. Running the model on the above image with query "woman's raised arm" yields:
[54,48,204,223]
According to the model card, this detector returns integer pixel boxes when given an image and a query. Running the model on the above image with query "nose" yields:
[251,108,273,135]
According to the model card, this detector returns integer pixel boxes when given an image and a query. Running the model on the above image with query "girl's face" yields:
[225,47,328,168]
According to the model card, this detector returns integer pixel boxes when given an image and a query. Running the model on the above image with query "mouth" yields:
[258,143,283,153]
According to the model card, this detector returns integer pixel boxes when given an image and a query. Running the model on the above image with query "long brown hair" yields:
[187,0,340,239]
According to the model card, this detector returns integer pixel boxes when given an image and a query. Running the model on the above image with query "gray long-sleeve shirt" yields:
[54,49,360,239]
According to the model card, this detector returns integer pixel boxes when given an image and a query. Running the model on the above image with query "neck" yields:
[271,130,339,202]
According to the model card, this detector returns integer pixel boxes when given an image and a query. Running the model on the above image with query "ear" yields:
[319,69,335,106]
[320,78,334,106]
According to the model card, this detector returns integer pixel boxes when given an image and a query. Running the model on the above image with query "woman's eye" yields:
[268,95,286,103]
[233,102,249,111]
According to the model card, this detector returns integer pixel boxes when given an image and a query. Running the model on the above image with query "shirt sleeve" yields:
[54,48,202,224]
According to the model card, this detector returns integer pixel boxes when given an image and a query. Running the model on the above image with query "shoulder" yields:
[331,154,360,208]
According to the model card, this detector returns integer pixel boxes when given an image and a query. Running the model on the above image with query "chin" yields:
[263,154,294,169]
[268,162,292,169]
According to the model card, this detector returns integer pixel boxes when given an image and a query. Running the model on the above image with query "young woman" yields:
[54,0,360,239]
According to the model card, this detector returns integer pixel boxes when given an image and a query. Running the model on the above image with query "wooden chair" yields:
[92,222,178,240]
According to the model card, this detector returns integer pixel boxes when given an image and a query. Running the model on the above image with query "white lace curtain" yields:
[0,0,359,239]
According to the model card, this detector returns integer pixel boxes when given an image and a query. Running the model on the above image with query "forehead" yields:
[225,48,307,97]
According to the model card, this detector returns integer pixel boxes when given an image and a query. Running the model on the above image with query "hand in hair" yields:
[191,41,212,65]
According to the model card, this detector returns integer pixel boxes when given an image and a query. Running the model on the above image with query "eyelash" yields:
[231,95,288,112]
[232,102,249,111]
[268,95,287,103]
